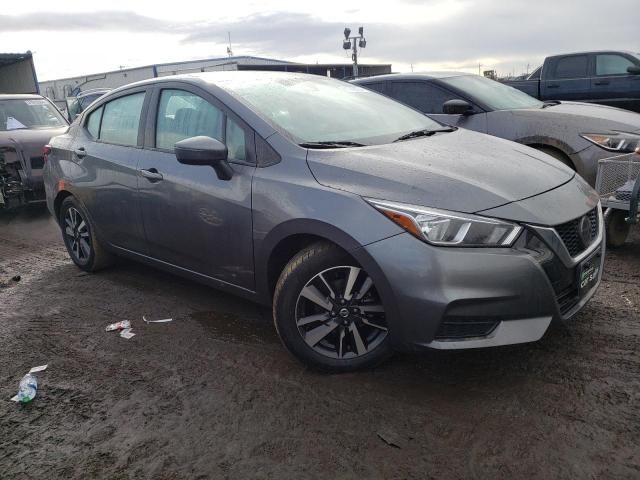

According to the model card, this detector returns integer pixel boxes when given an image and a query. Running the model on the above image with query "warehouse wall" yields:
[40,66,155,100]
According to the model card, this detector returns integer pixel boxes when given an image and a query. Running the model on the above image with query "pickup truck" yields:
[504,51,640,112]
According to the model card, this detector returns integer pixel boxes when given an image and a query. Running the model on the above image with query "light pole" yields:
[342,26,367,78]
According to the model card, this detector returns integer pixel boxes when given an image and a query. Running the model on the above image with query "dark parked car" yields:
[353,73,640,187]
[0,94,68,209]
[44,72,604,371]
[503,51,640,112]
[66,88,111,122]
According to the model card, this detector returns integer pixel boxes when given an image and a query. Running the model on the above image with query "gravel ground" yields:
[1,208,639,479]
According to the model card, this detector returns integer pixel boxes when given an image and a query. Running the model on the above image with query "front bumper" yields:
[361,208,604,351]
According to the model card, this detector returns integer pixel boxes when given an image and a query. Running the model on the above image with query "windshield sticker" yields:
[6,117,27,130]
[25,99,48,106]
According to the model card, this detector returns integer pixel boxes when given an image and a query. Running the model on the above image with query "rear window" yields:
[551,56,589,79]
[0,98,67,131]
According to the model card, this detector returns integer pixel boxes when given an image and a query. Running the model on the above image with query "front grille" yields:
[554,208,598,257]
[516,229,579,318]
[30,156,45,169]
[434,318,499,340]
[556,286,580,316]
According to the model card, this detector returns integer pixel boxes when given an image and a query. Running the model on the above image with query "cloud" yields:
[0,11,178,32]
[1,2,637,76]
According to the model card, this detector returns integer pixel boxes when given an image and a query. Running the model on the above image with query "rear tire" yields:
[606,209,630,248]
[59,196,113,272]
[273,241,393,372]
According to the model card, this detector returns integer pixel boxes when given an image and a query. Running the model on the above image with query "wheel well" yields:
[54,190,73,222]
[528,144,576,170]
[267,234,349,297]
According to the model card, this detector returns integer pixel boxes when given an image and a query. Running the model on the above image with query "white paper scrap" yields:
[29,365,48,374]
[120,328,136,339]
[10,394,19,402]
[143,316,173,324]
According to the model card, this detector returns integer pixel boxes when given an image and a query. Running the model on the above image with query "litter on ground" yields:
[105,320,131,332]
[143,316,173,324]
[120,328,136,339]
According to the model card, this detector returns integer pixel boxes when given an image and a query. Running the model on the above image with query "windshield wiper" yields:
[299,140,366,149]
[541,100,561,109]
[394,127,457,142]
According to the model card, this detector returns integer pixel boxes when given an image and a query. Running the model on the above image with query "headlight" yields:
[367,199,523,247]
[580,132,640,154]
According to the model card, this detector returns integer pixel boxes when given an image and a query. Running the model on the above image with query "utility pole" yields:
[478,63,482,76]
[227,32,233,57]
[342,26,367,78]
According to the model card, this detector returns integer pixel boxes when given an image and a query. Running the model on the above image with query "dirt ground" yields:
[0,208,639,479]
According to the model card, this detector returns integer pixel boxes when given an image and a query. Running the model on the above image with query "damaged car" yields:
[44,72,604,371]
[1,94,68,209]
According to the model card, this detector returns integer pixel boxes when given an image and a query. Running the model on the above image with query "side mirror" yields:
[175,136,233,180]
[442,99,475,115]
[627,65,640,75]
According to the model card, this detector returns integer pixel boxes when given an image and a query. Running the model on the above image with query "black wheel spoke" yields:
[64,207,91,263]
[295,265,387,360]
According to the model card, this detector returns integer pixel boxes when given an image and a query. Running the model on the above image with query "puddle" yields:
[190,310,279,345]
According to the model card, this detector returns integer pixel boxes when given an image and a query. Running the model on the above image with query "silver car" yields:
[352,73,640,186]
[44,72,604,371]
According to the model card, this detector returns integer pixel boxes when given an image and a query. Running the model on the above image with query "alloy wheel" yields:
[63,207,92,262]
[295,266,388,359]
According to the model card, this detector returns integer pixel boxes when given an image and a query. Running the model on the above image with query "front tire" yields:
[59,196,113,272]
[273,242,392,372]
[606,209,630,248]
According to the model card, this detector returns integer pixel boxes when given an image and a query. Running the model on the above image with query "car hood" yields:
[306,129,575,213]
[513,102,640,135]
[0,126,69,150]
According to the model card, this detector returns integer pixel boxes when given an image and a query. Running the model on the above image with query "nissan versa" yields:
[43,72,605,372]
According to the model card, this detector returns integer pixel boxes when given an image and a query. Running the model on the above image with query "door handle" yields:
[547,84,560,89]
[594,80,610,85]
[139,168,164,182]
[74,147,87,158]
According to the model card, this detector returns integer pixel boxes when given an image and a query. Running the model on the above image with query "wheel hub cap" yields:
[295,265,388,360]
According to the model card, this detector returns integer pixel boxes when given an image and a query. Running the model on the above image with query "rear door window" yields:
[595,54,636,76]
[551,55,589,79]
[99,92,145,146]
[86,106,103,138]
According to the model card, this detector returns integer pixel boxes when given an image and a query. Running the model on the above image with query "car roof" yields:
[105,70,359,96]
[0,93,45,101]
[352,72,472,83]
[546,50,640,58]
[77,88,110,98]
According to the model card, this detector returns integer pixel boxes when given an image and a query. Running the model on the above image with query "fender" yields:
[515,135,577,156]
[254,218,400,306]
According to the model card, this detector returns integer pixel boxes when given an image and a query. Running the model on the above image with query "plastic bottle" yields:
[17,373,38,403]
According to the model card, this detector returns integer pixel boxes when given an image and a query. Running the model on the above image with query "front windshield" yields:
[0,98,67,131]
[220,74,443,144]
[440,75,544,111]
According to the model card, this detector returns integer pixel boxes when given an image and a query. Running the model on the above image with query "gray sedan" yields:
[44,72,603,371]
[353,73,640,187]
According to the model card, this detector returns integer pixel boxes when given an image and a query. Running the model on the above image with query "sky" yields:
[1,0,637,81]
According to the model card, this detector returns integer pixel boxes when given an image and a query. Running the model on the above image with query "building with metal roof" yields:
[39,55,392,100]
